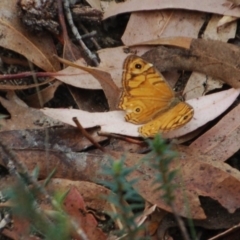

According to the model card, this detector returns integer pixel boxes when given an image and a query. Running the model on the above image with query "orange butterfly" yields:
[118,55,194,137]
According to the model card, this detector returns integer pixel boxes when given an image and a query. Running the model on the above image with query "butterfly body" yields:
[118,55,194,137]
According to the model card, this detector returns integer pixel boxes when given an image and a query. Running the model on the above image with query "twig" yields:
[72,117,105,152]
[0,71,77,81]
[81,30,97,39]
[78,22,101,50]
[98,131,144,145]
[208,223,240,240]
[63,0,99,66]
[171,204,191,240]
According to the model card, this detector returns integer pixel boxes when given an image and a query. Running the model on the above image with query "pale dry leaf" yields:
[41,88,239,138]
[184,14,236,99]
[122,10,205,46]
[0,0,59,71]
[184,73,224,101]
[55,59,102,89]
[103,0,240,19]
[225,0,240,8]
[100,1,110,12]
[202,15,237,40]
[135,204,157,227]
[85,0,102,11]
[164,88,240,138]
[55,56,120,110]
[190,102,240,162]
[217,15,238,29]
[98,46,131,87]
[55,54,126,90]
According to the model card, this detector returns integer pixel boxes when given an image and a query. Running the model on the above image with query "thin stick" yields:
[73,117,105,152]
[98,131,144,145]
[78,22,101,50]
[171,204,191,240]
[209,223,240,240]
[0,71,80,81]
[63,0,99,66]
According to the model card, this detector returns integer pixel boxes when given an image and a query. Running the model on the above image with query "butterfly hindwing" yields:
[138,102,194,137]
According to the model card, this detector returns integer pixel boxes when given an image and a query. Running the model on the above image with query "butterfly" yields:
[118,55,194,137]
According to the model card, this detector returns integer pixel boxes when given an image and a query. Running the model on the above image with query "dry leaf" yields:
[55,59,103,89]
[184,14,236,99]
[2,217,39,240]
[217,15,238,29]
[44,179,114,215]
[225,0,240,8]
[125,148,240,219]
[85,0,102,11]
[56,38,240,94]
[63,187,107,240]
[163,88,240,138]
[0,92,63,131]
[158,197,240,237]
[189,103,240,163]
[55,47,129,91]
[141,38,240,88]
[104,0,240,19]
[4,148,240,219]
[41,88,240,138]
[0,128,105,153]
[122,10,205,45]
[55,56,120,110]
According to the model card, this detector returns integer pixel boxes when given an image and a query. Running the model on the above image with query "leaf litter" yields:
[0,0,60,72]
[2,1,240,239]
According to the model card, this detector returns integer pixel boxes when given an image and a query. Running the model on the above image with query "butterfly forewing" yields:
[119,55,176,124]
